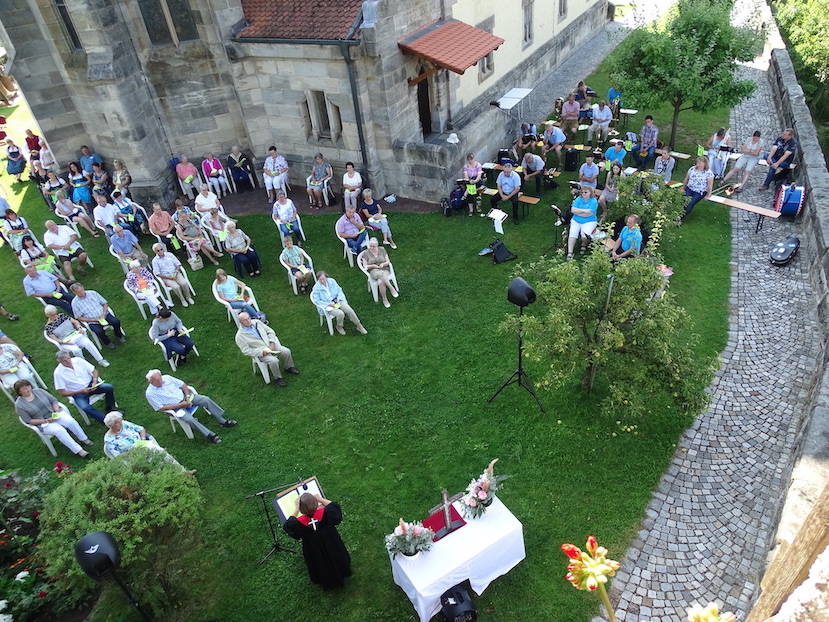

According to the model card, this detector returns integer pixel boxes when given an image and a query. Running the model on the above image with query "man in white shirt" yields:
[587,101,613,146]
[92,194,127,234]
[43,220,89,279]
[53,350,117,424]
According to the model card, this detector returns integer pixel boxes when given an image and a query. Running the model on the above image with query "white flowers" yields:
[14,570,30,582]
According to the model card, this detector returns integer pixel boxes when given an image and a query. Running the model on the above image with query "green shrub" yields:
[38,449,203,616]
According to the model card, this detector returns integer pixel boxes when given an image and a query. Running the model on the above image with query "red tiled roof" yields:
[238,0,363,40]
[398,19,505,75]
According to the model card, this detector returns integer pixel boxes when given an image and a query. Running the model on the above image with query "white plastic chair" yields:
[154,399,200,440]
[152,265,196,305]
[1,358,48,404]
[279,249,315,295]
[49,245,95,271]
[199,213,227,251]
[336,222,368,267]
[123,275,173,320]
[211,280,261,328]
[312,301,335,336]
[148,326,199,372]
[43,328,99,366]
[251,358,272,384]
[199,160,231,198]
[305,175,334,206]
[276,213,307,248]
[226,159,256,194]
[108,244,131,275]
[17,403,73,457]
[357,250,400,303]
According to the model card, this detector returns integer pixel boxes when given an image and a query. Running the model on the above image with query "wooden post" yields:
[745,482,829,622]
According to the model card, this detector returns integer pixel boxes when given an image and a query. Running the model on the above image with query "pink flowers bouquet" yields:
[561,536,621,622]
[53,461,73,477]
[459,459,510,519]
[384,518,436,559]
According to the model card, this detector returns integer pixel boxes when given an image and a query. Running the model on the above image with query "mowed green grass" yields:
[0,82,731,622]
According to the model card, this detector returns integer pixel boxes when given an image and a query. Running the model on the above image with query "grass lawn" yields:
[0,60,732,622]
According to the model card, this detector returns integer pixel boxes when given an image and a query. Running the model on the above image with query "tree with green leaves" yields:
[504,252,714,417]
[610,0,762,148]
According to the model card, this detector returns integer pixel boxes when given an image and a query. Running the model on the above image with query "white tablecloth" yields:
[390,496,525,622]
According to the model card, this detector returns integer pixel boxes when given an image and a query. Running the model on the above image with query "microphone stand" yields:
[488,306,546,412]
[245,479,302,567]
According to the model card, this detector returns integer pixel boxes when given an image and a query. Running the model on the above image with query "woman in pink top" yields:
[201,152,229,196]
[462,153,483,216]
[175,156,201,198]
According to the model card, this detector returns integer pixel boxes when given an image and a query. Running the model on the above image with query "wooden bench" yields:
[669,151,692,160]
[707,194,781,233]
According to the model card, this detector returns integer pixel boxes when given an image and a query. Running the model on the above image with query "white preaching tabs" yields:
[487,208,508,234]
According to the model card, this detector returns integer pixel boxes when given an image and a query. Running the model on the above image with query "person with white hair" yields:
[224,221,261,278]
[53,350,117,424]
[144,370,236,444]
[125,260,163,315]
[175,156,202,198]
[362,238,398,308]
[44,219,89,280]
[110,225,148,267]
[310,271,367,335]
[201,152,229,196]
[15,379,93,457]
[70,283,125,349]
[44,305,109,367]
[0,342,32,388]
[151,243,194,307]
[235,312,299,387]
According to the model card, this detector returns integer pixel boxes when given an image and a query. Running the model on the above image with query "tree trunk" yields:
[669,102,682,151]
[581,363,595,390]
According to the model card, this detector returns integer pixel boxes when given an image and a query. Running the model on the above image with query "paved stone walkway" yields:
[607,4,822,620]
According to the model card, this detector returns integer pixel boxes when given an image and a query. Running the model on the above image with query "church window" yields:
[54,0,83,51]
[138,0,199,46]
[559,0,568,20]
[477,18,496,84]
[305,91,342,142]
[522,0,534,48]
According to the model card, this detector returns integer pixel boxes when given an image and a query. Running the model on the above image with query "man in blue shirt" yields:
[22,265,74,314]
[522,152,546,198]
[759,128,797,190]
[604,142,628,168]
[79,145,103,176]
[579,155,600,189]
[490,162,523,225]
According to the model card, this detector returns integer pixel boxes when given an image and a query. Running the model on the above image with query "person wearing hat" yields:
[490,162,523,225]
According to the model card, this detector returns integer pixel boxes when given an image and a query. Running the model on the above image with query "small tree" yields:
[610,0,761,148]
[505,253,714,417]
[38,449,203,616]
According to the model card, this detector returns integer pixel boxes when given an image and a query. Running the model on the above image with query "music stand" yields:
[246,480,303,567]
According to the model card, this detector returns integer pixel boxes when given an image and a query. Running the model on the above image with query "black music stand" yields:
[246,481,301,567]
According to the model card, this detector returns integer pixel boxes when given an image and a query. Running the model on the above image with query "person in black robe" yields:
[284,493,352,590]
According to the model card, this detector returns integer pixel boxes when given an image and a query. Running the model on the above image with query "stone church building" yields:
[0,0,608,204]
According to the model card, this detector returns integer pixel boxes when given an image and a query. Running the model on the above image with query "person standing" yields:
[284,493,352,590]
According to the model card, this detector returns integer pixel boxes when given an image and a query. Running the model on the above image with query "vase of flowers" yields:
[459,458,510,519]
[385,518,435,559]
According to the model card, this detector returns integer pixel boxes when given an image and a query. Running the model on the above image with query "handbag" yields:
[188,255,204,271]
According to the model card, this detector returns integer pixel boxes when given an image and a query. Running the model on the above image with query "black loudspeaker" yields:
[75,531,121,580]
[507,277,536,307]
[441,585,477,621]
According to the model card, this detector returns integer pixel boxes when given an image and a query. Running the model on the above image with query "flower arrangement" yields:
[561,535,621,622]
[459,459,510,519]
[384,519,435,559]
[53,462,73,477]
[687,602,736,622]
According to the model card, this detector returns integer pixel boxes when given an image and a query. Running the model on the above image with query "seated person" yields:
[566,185,599,260]
[201,152,229,196]
[15,379,93,458]
[148,202,178,252]
[93,194,135,235]
[202,207,232,243]
[235,312,299,387]
[653,148,676,183]
[193,184,224,216]
[152,243,194,307]
[514,122,538,158]
[280,236,313,294]
[311,271,367,335]
[176,210,223,266]
[224,221,261,278]
[680,156,714,217]
[336,206,367,254]
[362,237,399,308]
[542,121,567,168]
[175,156,202,198]
[306,153,333,208]
[110,225,148,267]
[489,162,523,226]
[70,283,126,349]
[342,162,363,210]
[90,162,111,198]
[0,342,32,388]
[262,146,289,203]
[560,93,581,137]
[611,214,643,260]
[705,127,732,178]
[145,370,236,444]
[23,265,74,315]
[604,141,628,168]
[53,350,116,425]
[44,305,108,367]
[462,153,484,216]
[760,128,797,191]
[522,152,546,198]
[587,101,612,146]
[272,190,304,244]
[3,209,31,253]
[20,236,67,283]
[598,163,625,217]
[575,80,594,107]
[227,145,255,192]
[723,130,763,190]
[43,220,90,281]
[579,155,600,189]
[632,116,659,169]
[359,189,396,249]
[126,261,164,315]
[150,308,194,365]
[103,411,192,472]
[215,268,267,323]
[53,191,98,237]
